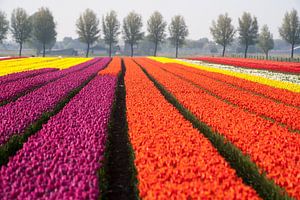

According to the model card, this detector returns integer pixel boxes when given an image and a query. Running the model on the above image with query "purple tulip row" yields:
[0,58,111,145]
[0,75,117,199]
[0,68,58,85]
[0,58,102,104]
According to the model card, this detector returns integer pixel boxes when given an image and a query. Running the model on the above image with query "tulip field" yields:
[0,56,299,199]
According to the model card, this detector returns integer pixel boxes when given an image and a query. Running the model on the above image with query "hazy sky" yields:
[1,0,299,41]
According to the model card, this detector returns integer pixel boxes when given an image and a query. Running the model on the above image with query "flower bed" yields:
[149,59,300,131]
[188,57,300,74]
[136,58,300,198]
[0,75,117,199]
[124,58,259,199]
[0,58,110,145]
[0,68,58,85]
[0,58,101,104]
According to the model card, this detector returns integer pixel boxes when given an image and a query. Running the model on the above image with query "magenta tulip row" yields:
[0,58,101,104]
[0,58,111,145]
[0,68,58,85]
[0,75,117,199]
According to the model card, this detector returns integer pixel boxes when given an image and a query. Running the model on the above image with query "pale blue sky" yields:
[0,0,299,40]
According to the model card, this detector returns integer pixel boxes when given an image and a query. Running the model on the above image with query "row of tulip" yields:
[188,57,300,74]
[0,58,101,104]
[167,61,300,108]
[0,68,58,85]
[99,57,122,76]
[181,59,300,84]
[0,57,92,76]
[0,57,59,76]
[136,58,300,198]
[124,58,260,199]
[0,58,111,145]
[150,57,300,93]
[151,60,300,131]
[0,74,117,199]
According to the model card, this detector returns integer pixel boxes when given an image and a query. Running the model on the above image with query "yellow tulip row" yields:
[0,57,92,76]
[149,57,300,93]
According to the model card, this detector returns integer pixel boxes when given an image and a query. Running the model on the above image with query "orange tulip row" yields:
[143,59,300,131]
[164,61,300,108]
[124,58,260,199]
[134,58,300,199]
[98,57,122,76]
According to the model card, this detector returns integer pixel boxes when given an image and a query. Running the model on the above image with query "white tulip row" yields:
[178,59,300,85]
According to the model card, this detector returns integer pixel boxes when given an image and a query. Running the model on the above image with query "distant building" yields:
[45,48,78,56]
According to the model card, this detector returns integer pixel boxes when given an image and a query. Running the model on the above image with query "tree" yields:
[258,25,274,59]
[279,9,300,58]
[0,11,9,43]
[28,36,56,56]
[11,8,32,56]
[238,12,258,58]
[31,7,57,57]
[102,10,120,57]
[147,11,167,56]
[76,9,100,57]
[169,15,189,58]
[210,13,235,57]
[122,11,144,57]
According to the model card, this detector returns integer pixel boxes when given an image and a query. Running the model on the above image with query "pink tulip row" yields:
[0,75,117,199]
[0,58,111,145]
[0,68,58,85]
[0,58,101,104]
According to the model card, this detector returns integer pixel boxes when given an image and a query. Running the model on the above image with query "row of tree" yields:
[0,8,299,58]
[76,9,188,57]
[210,10,300,58]
[0,8,189,57]
[0,8,56,57]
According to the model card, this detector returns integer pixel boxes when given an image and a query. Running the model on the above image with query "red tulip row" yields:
[135,58,300,199]
[99,57,121,76]
[166,61,300,108]
[124,58,260,199]
[189,57,300,74]
[147,59,300,131]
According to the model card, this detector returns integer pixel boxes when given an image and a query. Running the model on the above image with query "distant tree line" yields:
[0,7,56,57]
[0,8,299,58]
[210,10,300,58]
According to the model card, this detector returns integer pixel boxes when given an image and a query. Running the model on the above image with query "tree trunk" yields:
[109,42,112,57]
[266,51,269,59]
[19,42,23,57]
[222,45,226,57]
[291,43,295,59]
[86,43,90,57]
[154,41,158,57]
[130,43,134,57]
[175,42,179,58]
[43,43,46,57]
[244,45,248,58]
